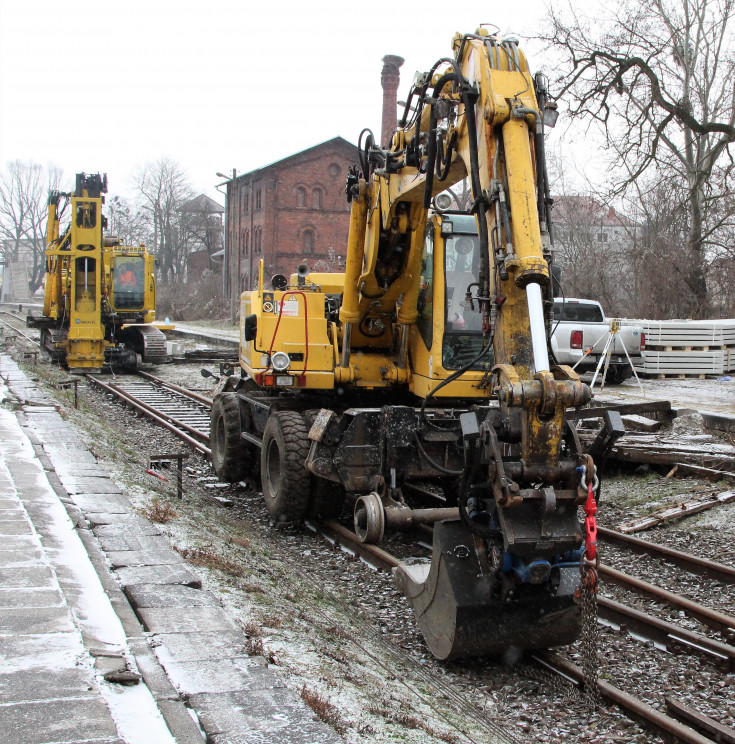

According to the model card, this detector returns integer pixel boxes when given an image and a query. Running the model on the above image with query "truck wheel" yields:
[261,411,311,521]
[607,366,632,385]
[307,480,346,521]
[210,393,247,482]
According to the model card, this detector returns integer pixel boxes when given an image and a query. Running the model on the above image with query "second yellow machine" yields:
[210,29,620,660]
[29,173,168,373]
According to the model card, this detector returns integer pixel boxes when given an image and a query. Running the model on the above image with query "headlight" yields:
[271,351,291,372]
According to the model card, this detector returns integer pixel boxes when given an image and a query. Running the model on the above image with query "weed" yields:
[241,620,261,637]
[175,546,244,576]
[229,534,251,549]
[367,703,459,742]
[300,687,346,734]
[140,497,178,524]
[259,614,283,629]
[245,636,265,656]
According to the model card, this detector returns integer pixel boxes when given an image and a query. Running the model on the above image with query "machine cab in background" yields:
[112,255,146,310]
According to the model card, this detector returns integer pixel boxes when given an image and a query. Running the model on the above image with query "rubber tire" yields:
[210,393,248,482]
[606,366,631,385]
[307,479,346,521]
[261,411,312,522]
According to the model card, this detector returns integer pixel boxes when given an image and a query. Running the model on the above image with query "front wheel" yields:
[261,411,312,521]
[210,393,248,482]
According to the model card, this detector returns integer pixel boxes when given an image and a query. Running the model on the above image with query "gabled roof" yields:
[235,137,359,181]
[552,195,632,226]
[182,194,224,213]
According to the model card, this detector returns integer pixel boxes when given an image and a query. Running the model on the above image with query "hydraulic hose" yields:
[462,87,491,302]
[422,72,464,209]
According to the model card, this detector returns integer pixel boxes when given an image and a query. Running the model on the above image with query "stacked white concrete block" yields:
[622,318,735,376]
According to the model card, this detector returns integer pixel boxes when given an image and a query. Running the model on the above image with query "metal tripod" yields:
[574,319,644,392]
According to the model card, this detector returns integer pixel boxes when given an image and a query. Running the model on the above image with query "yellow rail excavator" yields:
[209,30,622,660]
[28,173,169,373]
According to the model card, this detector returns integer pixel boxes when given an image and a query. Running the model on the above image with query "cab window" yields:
[114,257,145,310]
[417,229,434,349]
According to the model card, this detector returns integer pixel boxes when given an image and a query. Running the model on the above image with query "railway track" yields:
[7,352,735,743]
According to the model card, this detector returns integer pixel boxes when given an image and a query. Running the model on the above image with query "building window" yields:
[255,189,262,211]
[312,189,322,209]
[303,229,314,254]
[244,230,250,255]
[242,191,249,213]
[328,163,340,178]
[296,187,306,208]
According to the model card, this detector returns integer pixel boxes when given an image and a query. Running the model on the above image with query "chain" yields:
[580,561,602,708]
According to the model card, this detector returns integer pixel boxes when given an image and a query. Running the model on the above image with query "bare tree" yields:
[552,194,636,315]
[134,158,194,284]
[543,0,735,318]
[179,195,224,279]
[0,161,62,294]
[106,194,149,248]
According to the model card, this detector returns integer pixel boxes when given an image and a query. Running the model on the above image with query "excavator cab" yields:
[112,256,146,310]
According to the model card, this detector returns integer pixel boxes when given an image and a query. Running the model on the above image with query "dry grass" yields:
[228,534,251,549]
[140,497,178,524]
[245,636,266,656]
[300,687,345,734]
[241,620,261,637]
[174,546,244,576]
[366,704,460,743]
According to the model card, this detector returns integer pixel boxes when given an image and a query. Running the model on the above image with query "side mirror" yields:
[244,313,257,341]
[200,368,214,378]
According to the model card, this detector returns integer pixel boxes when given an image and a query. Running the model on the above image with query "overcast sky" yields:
[0,0,561,203]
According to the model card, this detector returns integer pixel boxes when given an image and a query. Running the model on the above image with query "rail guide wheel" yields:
[354,492,385,544]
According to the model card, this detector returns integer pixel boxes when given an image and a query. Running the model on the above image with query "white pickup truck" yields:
[551,298,645,384]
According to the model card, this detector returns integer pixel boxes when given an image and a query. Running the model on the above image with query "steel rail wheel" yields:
[261,410,311,521]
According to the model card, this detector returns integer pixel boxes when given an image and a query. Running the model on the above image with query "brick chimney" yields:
[381,54,404,148]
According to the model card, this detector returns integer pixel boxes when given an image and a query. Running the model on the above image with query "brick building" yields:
[224,137,359,310]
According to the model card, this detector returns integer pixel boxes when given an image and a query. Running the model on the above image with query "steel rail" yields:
[599,525,735,585]
[0,316,39,345]
[597,595,735,670]
[104,379,210,442]
[316,519,400,571]
[599,562,735,636]
[137,370,214,407]
[86,374,211,456]
[312,519,730,741]
[535,652,717,744]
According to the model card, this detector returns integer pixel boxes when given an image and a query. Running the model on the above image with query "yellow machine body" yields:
[34,173,166,373]
[215,31,607,661]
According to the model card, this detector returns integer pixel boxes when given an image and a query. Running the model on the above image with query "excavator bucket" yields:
[394,520,581,660]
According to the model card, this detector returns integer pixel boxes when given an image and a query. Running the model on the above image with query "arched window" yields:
[312,189,322,209]
[303,229,314,254]
[241,229,247,255]
[296,187,306,208]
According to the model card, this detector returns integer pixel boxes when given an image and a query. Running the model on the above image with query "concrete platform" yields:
[0,354,342,744]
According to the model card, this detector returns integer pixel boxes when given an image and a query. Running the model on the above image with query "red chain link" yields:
[583,480,598,562]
